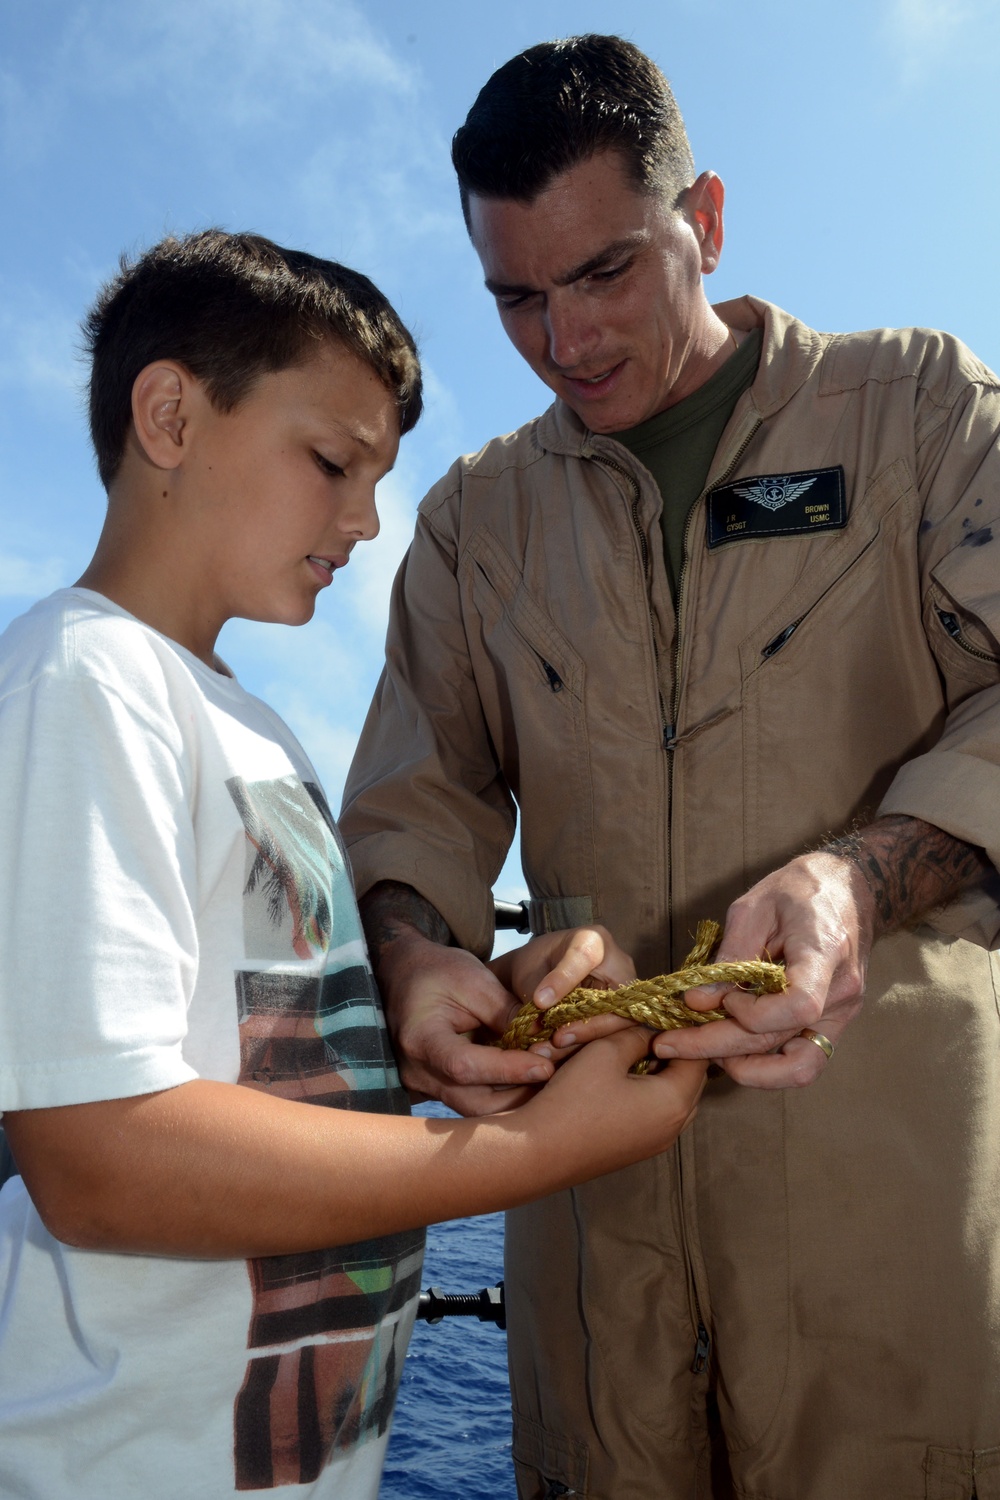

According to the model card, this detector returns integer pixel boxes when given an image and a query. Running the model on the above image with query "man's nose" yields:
[544,293,598,370]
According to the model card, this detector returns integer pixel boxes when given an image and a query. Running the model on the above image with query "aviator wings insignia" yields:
[733,475,818,512]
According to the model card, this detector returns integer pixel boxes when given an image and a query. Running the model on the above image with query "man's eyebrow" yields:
[555,233,646,286]
[484,232,646,298]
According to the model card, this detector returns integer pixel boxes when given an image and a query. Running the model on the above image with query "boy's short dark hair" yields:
[84,230,422,491]
[451,34,694,228]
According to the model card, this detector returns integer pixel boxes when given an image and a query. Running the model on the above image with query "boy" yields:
[0,230,705,1499]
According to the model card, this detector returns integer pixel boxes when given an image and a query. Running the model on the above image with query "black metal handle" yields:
[494,899,530,934]
[415,1282,506,1330]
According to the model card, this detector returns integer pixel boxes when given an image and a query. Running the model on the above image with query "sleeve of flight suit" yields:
[339,468,517,960]
[877,343,1000,946]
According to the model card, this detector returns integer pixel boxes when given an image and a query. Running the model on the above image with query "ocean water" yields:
[381,1106,516,1499]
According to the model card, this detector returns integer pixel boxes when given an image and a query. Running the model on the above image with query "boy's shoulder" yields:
[0,589,204,707]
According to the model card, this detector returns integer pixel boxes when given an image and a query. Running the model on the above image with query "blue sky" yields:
[2,0,999,905]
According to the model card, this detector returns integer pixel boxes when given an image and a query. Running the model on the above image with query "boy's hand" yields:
[489,924,637,1058]
[522,1030,708,1175]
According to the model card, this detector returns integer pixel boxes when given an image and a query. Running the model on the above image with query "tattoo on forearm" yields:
[359,880,452,961]
[819,815,992,937]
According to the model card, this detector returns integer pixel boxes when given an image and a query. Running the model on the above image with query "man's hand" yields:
[654,816,991,1088]
[361,882,638,1114]
[372,927,552,1114]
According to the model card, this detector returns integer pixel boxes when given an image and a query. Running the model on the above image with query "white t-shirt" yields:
[0,589,423,1499]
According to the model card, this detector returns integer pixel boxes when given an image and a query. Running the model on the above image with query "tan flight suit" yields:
[342,298,1000,1499]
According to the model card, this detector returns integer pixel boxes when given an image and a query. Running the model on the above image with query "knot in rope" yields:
[498,920,786,1058]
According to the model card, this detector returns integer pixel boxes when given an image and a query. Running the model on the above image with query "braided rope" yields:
[498,920,786,1055]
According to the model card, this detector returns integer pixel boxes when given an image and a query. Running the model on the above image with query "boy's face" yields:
[184,342,398,633]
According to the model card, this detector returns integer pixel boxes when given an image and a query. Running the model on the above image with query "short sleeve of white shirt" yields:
[0,599,201,1109]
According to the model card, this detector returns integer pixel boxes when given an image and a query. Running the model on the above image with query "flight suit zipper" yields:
[691,1320,712,1374]
[936,607,1000,664]
[669,416,762,1382]
[590,453,671,745]
[666,417,762,947]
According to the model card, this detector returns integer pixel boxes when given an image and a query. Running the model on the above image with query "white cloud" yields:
[263,688,367,808]
[418,362,466,468]
[341,469,419,636]
[884,0,991,83]
[0,550,67,600]
[1,0,463,323]
[0,296,82,399]
[47,0,413,129]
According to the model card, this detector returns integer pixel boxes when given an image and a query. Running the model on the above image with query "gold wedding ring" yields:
[799,1028,834,1059]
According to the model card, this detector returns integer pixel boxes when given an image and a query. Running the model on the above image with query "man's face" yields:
[468,151,722,432]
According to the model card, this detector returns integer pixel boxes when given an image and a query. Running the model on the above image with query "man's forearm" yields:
[819,814,992,937]
[359,880,452,968]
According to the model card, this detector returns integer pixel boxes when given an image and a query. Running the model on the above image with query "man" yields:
[340,35,1000,1500]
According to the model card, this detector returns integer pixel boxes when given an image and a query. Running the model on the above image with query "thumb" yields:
[592,1024,656,1070]
[533,927,609,1007]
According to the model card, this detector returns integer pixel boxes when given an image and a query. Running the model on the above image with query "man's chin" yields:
[561,399,634,435]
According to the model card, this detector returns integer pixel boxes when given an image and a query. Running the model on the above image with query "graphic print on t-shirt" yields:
[226,775,423,1491]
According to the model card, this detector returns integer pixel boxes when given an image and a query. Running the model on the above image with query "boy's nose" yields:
[346,484,380,542]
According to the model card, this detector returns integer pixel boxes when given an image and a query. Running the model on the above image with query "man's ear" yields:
[130,361,191,471]
[685,171,725,275]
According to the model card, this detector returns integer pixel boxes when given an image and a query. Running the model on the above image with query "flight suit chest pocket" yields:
[463,526,585,700]
[734,458,921,884]
[461,526,597,901]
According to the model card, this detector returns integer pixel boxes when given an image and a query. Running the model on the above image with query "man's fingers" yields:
[439,1081,541,1116]
[653,1017,797,1061]
[716,1032,836,1090]
[713,976,829,1035]
[407,1020,560,1092]
[684,939,838,1034]
[418,1025,554,1091]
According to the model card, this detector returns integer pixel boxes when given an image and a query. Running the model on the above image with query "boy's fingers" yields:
[660,1057,711,1109]
[440,1080,541,1116]
[598,1023,655,1067]
[531,928,608,1006]
[549,1011,633,1049]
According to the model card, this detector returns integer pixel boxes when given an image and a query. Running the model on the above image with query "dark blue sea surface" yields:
[381,1105,516,1499]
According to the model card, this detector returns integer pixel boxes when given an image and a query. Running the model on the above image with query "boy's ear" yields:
[130,361,192,471]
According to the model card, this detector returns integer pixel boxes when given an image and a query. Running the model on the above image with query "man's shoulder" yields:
[816,322,999,402]
[734,297,998,414]
[417,407,576,521]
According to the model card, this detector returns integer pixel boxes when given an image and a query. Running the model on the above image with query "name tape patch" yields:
[707,465,846,548]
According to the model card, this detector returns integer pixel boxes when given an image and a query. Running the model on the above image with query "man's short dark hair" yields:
[84,229,422,491]
[451,34,695,228]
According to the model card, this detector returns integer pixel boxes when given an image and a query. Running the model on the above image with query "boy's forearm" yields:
[6,1082,518,1256]
[5,1037,705,1257]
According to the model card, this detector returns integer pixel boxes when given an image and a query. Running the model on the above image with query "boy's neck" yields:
[77,473,227,670]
